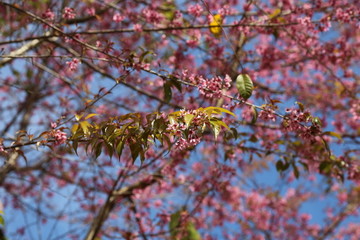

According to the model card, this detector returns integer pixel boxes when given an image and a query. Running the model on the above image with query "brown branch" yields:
[84,171,163,240]
[315,203,359,240]
[64,0,124,25]
[46,39,183,110]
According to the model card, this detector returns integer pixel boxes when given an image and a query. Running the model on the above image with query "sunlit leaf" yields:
[296,101,304,112]
[160,0,176,20]
[204,107,236,117]
[210,120,221,140]
[209,14,223,37]
[85,113,98,120]
[80,121,92,136]
[184,114,195,127]
[268,8,282,19]
[322,131,342,140]
[71,124,79,135]
[75,113,83,121]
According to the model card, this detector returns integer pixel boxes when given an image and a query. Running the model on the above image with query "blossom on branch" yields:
[62,7,76,19]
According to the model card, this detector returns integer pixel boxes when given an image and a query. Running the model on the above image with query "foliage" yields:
[0,0,359,240]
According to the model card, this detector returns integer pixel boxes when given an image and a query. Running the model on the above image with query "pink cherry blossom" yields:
[62,7,76,19]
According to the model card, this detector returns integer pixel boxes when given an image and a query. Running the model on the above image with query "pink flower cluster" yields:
[51,129,67,146]
[167,109,207,150]
[133,24,142,32]
[63,7,76,20]
[66,58,80,71]
[113,13,124,23]
[350,101,360,121]
[187,4,203,17]
[142,8,163,24]
[49,122,67,145]
[174,136,201,150]
[335,8,355,23]
[319,17,332,32]
[298,16,312,27]
[282,108,320,140]
[198,75,232,98]
[258,107,276,122]
[42,9,55,21]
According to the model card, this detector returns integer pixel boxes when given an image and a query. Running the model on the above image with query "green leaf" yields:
[230,127,238,139]
[296,101,304,112]
[319,161,332,174]
[164,82,172,103]
[168,115,178,125]
[130,141,142,163]
[292,162,300,178]
[104,141,113,159]
[0,215,4,226]
[169,75,182,92]
[212,123,221,140]
[104,125,116,136]
[139,50,154,63]
[80,121,92,136]
[204,107,236,117]
[169,211,181,239]
[299,161,309,172]
[276,159,290,172]
[249,134,258,142]
[71,124,79,135]
[236,74,254,100]
[184,114,195,127]
[183,222,201,240]
[276,160,284,172]
[94,142,103,159]
[72,140,78,155]
[322,131,343,140]
[312,117,322,127]
[210,118,229,129]
[268,8,282,19]
[251,106,258,124]
[75,113,84,121]
[321,137,331,156]
[116,139,125,158]
[160,1,176,20]
[209,119,228,139]
[85,113,98,120]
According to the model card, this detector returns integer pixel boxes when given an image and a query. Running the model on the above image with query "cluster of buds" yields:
[198,75,232,99]
[50,122,67,146]
[282,108,321,141]
[167,109,208,150]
